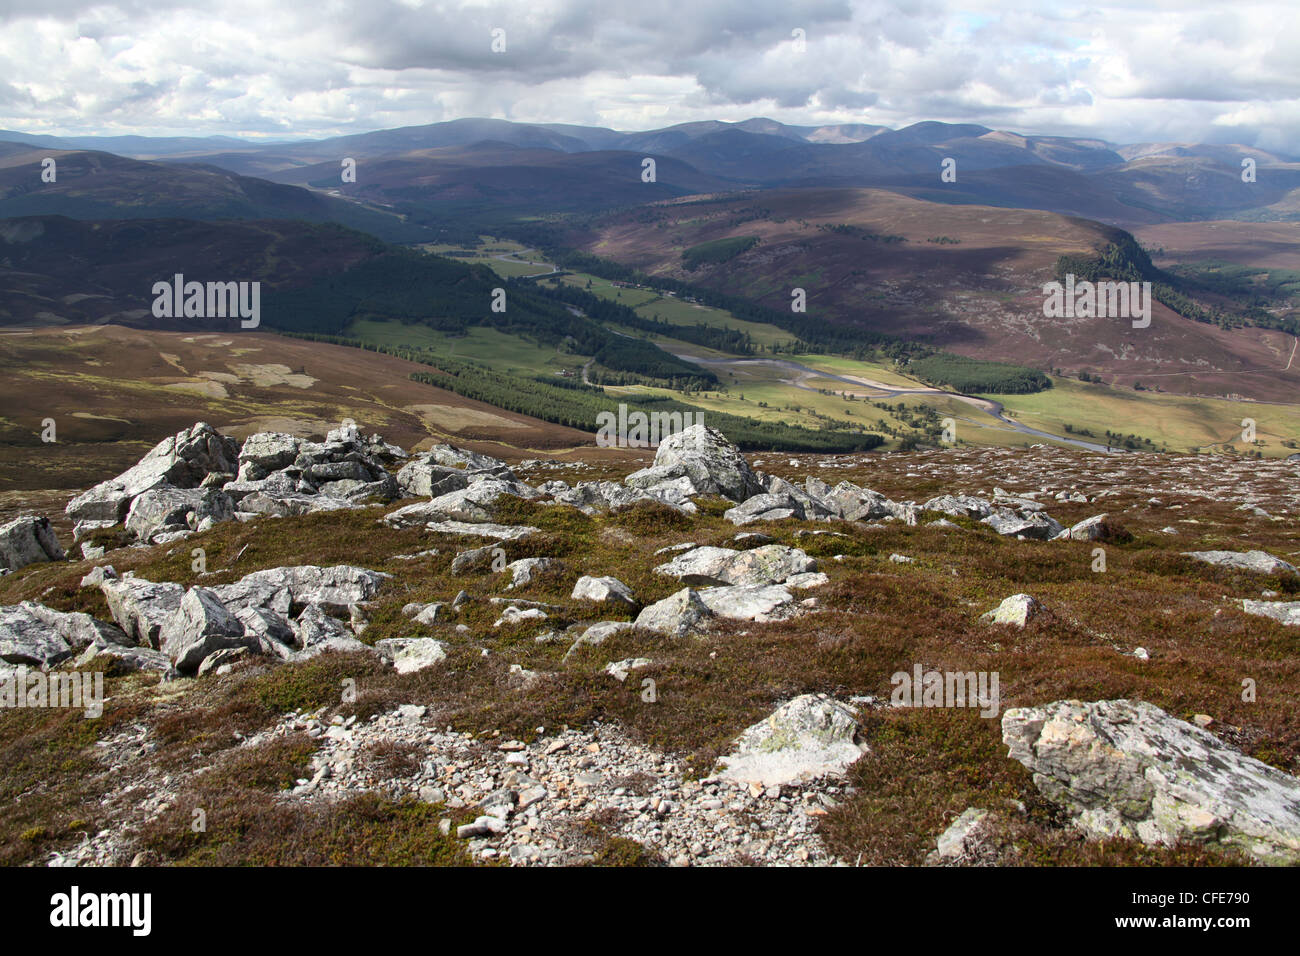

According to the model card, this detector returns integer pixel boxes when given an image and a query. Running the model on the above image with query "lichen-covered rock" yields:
[450,545,498,575]
[923,494,994,519]
[827,481,899,521]
[375,637,448,673]
[1184,550,1297,575]
[650,423,763,503]
[981,510,1064,540]
[0,515,65,571]
[1242,600,1300,626]
[383,479,537,527]
[980,593,1042,627]
[634,588,712,637]
[717,694,865,787]
[696,584,798,622]
[575,620,634,646]
[420,520,538,541]
[66,422,239,523]
[654,544,815,587]
[503,557,558,589]
[1002,699,1300,865]
[0,602,126,666]
[236,432,301,478]
[74,641,174,676]
[931,808,995,864]
[604,658,653,682]
[653,546,738,585]
[124,485,234,542]
[396,444,513,497]
[722,493,804,526]
[212,565,390,615]
[571,575,637,609]
[1062,514,1111,541]
[290,605,371,658]
[100,576,186,648]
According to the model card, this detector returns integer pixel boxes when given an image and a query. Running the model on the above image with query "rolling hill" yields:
[0,145,431,242]
[563,187,1300,404]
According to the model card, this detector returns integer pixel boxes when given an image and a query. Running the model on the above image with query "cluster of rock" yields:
[61,422,409,553]
[382,422,773,533]
[190,705,851,867]
[0,562,391,678]
[100,564,389,676]
[1182,550,1300,625]
[632,544,827,636]
[8,419,1300,867]
[16,419,1249,586]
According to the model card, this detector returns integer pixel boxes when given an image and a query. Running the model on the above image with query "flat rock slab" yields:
[1184,550,1297,575]
[697,584,798,622]
[1242,600,1300,626]
[655,544,816,588]
[1003,698,1300,865]
[717,694,865,788]
[420,520,538,541]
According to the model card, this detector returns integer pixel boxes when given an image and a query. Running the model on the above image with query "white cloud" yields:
[0,0,1294,151]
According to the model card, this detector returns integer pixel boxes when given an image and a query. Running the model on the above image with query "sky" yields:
[1,0,1297,151]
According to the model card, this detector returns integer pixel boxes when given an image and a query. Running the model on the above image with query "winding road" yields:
[492,251,560,279]
[670,352,1118,453]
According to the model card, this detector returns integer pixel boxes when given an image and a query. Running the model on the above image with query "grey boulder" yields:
[101,576,186,648]
[0,602,127,666]
[160,587,252,673]
[1184,550,1297,575]
[634,588,712,637]
[1003,699,1300,865]
[717,694,865,787]
[654,544,815,587]
[0,516,66,571]
[571,575,637,609]
[650,424,763,503]
[124,486,235,542]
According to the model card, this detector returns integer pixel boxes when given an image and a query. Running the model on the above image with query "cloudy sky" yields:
[1,0,1297,150]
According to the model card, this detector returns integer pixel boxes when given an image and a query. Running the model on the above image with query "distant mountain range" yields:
[3,117,1297,226]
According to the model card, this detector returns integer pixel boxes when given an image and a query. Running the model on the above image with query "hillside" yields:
[0,326,614,502]
[1,419,1298,869]
[566,188,1300,404]
[0,215,719,388]
[258,143,734,226]
[0,146,430,242]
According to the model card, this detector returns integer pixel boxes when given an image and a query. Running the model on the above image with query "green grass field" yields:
[344,319,588,377]
[988,379,1300,456]
[551,273,798,350]
[418,238,555,278]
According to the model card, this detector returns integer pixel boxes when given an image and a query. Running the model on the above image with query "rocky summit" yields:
[1,420,1298,868]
